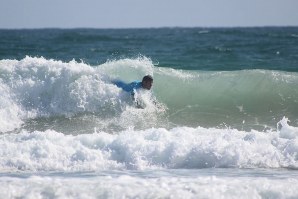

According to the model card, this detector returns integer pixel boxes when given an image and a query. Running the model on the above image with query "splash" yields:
[0,56,159,133]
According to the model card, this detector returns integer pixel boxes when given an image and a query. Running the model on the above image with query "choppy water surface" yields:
[0,27,298,198]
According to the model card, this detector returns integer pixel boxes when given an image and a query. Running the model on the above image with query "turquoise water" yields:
[0,27,298,198]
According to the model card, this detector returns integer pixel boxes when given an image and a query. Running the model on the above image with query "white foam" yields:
[0,174,297,199]
[0,118,297,172]
[278,117,298,139]
[0,56,158,133]
[99,56,154,81]
[0,82,24,132]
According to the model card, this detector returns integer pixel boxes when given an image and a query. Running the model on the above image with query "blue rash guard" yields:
[113,80,155,108]
[113,80,142,94]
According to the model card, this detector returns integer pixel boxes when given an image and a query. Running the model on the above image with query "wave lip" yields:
[155,67,298,130]
[0,118,297,172]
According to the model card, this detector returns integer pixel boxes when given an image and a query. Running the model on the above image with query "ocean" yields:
[0,27,298,198]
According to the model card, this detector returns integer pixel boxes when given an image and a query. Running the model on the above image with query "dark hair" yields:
[142,75,153,82]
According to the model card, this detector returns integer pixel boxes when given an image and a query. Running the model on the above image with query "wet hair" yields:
[142,75,153,82]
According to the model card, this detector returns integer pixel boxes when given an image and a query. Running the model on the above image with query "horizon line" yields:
[1,25,298,30]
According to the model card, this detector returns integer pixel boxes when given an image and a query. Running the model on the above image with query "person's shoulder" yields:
[130,81,141,87]
[127,81,141,94]
[134,81,142,89]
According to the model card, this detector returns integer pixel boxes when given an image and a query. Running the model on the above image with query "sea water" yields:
[0,27,298,198]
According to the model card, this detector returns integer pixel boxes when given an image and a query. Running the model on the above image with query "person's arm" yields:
[131,89,144,109]
[131,90,136,101]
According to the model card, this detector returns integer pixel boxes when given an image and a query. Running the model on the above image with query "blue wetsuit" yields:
[113,80,155,108]
[113,80,142,94]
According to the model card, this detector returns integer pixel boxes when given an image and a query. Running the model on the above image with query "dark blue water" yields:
[1,27,298,71]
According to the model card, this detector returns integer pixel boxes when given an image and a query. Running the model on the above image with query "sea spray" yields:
[0,57,158,132]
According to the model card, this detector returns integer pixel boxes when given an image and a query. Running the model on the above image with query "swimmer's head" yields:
[142,75,153,90]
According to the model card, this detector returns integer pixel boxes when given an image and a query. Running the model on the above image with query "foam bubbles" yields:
[0,82,24,132]
[1,174,297,199]
[0,118,297,172]
[278,117,298,139]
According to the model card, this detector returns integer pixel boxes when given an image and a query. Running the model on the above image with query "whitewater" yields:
[0,56,298,198]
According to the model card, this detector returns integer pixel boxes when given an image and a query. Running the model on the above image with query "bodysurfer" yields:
[112,75,154,107]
